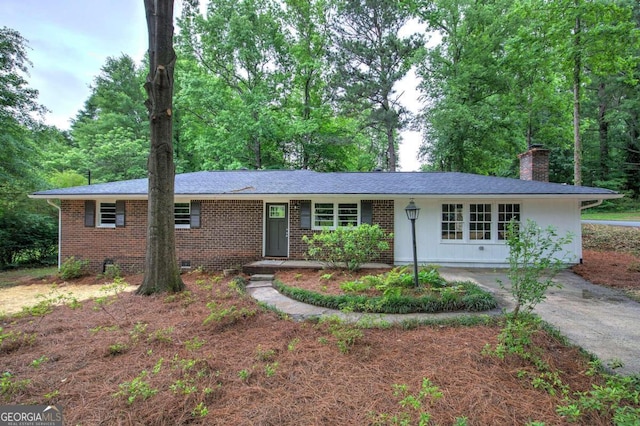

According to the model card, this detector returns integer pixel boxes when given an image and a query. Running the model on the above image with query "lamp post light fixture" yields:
[404,199,420,287]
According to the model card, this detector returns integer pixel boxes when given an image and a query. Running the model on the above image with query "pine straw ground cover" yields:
[0,266,635,425]
[575,224,640,301]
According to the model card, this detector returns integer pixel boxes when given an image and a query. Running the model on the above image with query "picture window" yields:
[313,202,359,229]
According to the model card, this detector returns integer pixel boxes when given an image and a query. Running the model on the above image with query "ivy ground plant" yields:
[274,267,497,314]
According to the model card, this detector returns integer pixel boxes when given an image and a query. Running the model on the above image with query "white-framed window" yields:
[498,203,521,240]
[441,203,464,240]
[440,202,521,242]
[469,203,491,240]
[98,202,116,227]
[174,203,191,228]
[312,202,359,229]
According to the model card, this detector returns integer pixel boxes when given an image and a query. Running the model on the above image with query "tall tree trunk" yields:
[573,5,582,186]
[301,73,312,169]
[597,82,609,180]
[137,0,184,295]
[252,110,262,169]
[383,99,397,172]
[386,125,396,172]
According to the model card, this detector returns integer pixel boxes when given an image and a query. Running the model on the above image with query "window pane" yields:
[498,203,521,240]
[337,203,358,227]
[99,203,116,225]
[175,203,191,226]
[269,205,286,219]
[441,204,463,240]
[314,203,334,227]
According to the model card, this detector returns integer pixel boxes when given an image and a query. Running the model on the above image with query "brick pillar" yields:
[519,145,550,182]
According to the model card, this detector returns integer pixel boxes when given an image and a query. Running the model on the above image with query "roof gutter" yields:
[46,199,61,269]
[580,199,604,211]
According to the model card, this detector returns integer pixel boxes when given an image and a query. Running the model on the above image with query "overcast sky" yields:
[1,0,423,171]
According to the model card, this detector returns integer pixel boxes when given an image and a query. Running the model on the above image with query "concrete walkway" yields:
[247,268,640,376]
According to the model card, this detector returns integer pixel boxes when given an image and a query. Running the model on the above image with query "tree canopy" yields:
[0,27,57,268]
[2,0,639,267]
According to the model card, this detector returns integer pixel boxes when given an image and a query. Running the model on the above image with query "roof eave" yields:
[29,193,146,200]
[29,192,622,200]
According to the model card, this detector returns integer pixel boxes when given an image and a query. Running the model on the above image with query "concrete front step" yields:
[250,274,274,282]
[246,281,273,289]
[247,274,275,290]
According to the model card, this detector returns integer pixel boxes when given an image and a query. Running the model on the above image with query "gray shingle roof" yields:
[30,170,619,198]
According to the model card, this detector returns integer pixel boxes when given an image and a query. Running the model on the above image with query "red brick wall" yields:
[175,200,262,271]
[61,199,262,273]
[288,200,310,260]
[60,198,395,273]
[370,200,394,264]
[61,200,147,273]
[288,199,394,264]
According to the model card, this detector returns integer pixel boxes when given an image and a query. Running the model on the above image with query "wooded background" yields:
[1,0,639,267]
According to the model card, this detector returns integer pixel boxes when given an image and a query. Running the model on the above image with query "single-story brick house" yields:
[31,147,620,273]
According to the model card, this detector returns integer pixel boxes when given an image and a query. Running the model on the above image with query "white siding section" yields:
[393,197,582,267]
[523,199,582,263]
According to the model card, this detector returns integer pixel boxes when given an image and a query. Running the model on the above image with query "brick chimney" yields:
[519,145,550,182]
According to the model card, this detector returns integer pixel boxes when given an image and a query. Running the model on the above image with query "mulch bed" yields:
[274,268,390,296]
[573,249,640,290]
[1,262,627,425]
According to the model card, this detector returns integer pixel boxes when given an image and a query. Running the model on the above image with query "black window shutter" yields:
[190,201,201,228]
[84,200,95,227]
[115,200,126,227]
[361,201,373,225]
[300,201,311,229]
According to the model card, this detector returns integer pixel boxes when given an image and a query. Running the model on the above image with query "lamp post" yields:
[404,199,420,287]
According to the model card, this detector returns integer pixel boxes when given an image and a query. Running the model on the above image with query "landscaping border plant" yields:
[273,279,497,314]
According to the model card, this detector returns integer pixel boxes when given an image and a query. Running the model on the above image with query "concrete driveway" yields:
[440,268,640,376]
[582,219,640,228]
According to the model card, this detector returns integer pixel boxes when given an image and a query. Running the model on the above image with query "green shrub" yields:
[113,370,158,404]
[0,372,30,400]
[108,342,129,356]
[340,280,373,293]
[369,378,449,425]
[184,336,205,351]
[557,368,640,424]
[102,263,122,280]
[93,278,131,323]
[318,316,364,354]
[0,328,36,353]
[58,256,89,280]
[302,224,393,271]
[418,268,447,287]
[500,219,574,318]
[340,267,448,296]
[203,301,256,326]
